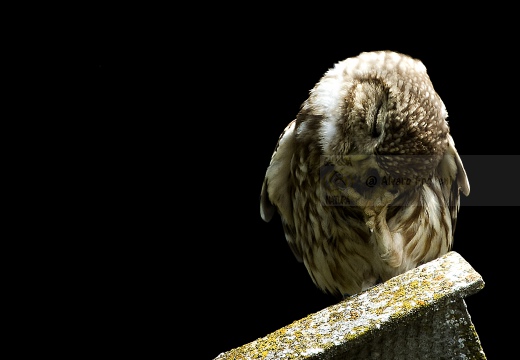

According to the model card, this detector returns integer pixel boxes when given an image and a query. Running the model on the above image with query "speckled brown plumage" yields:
[260,51,470,298]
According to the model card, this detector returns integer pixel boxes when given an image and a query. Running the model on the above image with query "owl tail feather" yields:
[373,208,403,268]
[346,187,402,267]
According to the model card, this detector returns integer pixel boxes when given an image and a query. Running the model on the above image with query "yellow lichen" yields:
[392,287,407,299]
[402,300,414,311]
[344,325,371,341]
[349,310,361,319]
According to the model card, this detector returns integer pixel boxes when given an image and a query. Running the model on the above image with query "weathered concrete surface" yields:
[214,251,486,360]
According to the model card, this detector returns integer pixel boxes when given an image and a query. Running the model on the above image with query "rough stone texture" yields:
[214,251,486,360]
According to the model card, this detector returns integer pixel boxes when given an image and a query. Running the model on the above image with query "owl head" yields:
[296,51,450,178]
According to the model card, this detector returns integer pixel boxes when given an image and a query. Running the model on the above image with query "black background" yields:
[90,12,518,360]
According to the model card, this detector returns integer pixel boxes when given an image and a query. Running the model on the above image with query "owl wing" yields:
[445,134,470,235]
[260,119,303,262]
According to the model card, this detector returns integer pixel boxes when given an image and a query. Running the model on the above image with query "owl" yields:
[260,51,470,299]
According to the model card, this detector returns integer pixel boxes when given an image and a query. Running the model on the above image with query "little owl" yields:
[260,50,470,299]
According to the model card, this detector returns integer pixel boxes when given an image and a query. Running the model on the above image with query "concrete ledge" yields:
[214,251,486,359]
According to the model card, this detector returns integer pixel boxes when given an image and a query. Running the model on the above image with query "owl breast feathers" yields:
[260,50,470,298]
